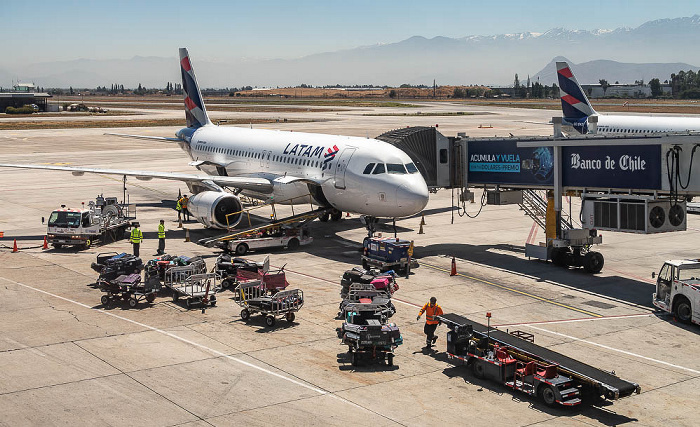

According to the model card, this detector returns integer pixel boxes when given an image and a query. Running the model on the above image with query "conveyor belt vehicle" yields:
[439,313,640,406]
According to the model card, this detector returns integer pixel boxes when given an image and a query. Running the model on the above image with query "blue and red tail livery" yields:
[179,48,211,128]
[556,61,596,133]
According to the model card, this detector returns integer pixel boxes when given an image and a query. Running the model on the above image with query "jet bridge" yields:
[379,125,700,272]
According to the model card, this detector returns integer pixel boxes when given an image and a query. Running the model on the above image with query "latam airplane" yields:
[0,48,429,229]
[557,61,700,135]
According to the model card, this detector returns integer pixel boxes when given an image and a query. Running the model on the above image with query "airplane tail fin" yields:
[179,48,212,128]
[556,61,596,133]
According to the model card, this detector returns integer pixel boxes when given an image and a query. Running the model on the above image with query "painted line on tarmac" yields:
[524,324,700,375]
[495,312,655,328]
[0,276,328,395]
[420,261,603,318]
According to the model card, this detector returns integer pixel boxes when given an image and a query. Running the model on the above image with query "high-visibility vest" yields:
[419,303,443,325]
[179,197,188,209]
[158,223,165,239]
[176,200,181,211]
[130,228,143,244]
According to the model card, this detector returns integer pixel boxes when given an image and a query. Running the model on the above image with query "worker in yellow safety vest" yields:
[157,219,166,255]
[417,297,444,348]
[178,195,190,221]
[176,198,182,221]
[130,222,143,257]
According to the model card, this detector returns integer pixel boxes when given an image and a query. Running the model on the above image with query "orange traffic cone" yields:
[418,223,424,234]
[42,236,49,250]
[450,256,457,276]
[12,239,18,253]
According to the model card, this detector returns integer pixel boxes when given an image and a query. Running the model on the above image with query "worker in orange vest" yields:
[417,297,443,348]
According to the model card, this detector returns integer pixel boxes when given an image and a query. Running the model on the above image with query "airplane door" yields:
[334,148,356,189]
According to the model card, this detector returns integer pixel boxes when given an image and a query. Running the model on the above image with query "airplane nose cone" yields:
[396,183,429,216]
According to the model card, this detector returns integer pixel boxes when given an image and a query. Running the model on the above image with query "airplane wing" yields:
[104,133,182,142]
[0,163,274,192]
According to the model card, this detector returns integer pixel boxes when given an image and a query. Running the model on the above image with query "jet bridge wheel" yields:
[583,251,604,274]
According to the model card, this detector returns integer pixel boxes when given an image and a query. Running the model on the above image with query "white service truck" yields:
[226,226,312,255]
[47,195,134,250]
[652,259,700,325]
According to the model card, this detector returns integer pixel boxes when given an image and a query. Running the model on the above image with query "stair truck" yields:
[439,313,640,406]
[652,259,700,325]
[47,195,134,249]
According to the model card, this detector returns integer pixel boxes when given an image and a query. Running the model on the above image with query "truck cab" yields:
[653,260,700,324]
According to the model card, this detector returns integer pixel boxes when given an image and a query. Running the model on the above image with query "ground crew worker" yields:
[178,194,190,221]
[157,219,166,255]
[176,197,182,222]
[130,222,143,257]
[417,297,443,348]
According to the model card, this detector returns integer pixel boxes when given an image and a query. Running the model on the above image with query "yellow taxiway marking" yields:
[422,261,603,318]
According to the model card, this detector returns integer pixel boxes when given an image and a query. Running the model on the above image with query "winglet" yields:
[556,61,596,133]
[179,48,212,128]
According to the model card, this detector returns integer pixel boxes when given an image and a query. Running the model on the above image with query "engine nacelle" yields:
[187,191,243,229]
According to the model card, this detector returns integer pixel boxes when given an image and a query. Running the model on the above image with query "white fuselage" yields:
[177,125,429,218]
[595,114,700,134]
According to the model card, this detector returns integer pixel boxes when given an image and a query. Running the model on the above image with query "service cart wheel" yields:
[172,293,179,302]
[235,243,248,256]
[100,295,110,306]
[387,353,394,366]
[128,297,138,308]
[240,308,250,321]
[265,315,276,327]
[674,297,692,323]
[472,360,486,379]
[351,352,359,366]
[583,251,604,274]
[221,278,232,289]
[210,296,217,307]
[146,294,156,304]
[539,384,557,406]
[185,299,193,309]
[285,312,295,323]
[122,292,132,301]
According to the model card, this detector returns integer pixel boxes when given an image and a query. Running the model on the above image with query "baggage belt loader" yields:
[438,313,640,406]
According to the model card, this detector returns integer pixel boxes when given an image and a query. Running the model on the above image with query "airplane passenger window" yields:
[363,163,376,174]
[387,163,407,174]
[405,163,419,173]
[372,163,385,174]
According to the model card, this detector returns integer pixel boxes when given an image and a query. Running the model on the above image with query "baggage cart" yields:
[163,260,217,308]
[233,281,304,327]
[98,273,159,308]
[337,303,402,366]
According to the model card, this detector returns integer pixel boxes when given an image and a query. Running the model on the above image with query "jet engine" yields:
[187,191,243,229]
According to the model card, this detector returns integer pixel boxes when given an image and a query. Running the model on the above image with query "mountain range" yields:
[2,15,700,89]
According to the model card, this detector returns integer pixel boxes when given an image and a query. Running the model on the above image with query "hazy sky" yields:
[3,0,698,66]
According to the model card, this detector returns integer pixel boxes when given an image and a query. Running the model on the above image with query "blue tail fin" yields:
[179,48,211,128]
[556,61,596,133]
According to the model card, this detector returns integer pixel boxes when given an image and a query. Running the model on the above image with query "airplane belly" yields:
[244,181,314,205]
[323,178,397,217]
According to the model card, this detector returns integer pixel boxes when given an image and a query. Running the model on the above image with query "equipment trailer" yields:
[439,313,640,406]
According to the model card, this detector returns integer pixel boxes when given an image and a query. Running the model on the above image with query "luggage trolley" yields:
[233,281,304,327]
[164,259,217,308]
[98,273,159,308]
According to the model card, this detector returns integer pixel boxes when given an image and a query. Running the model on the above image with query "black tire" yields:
[83,239,91,250]
[285,312,295,322]
[287,238,300,250]
[387,353,394,366]
[128,297,138,308]
[539,384,557,406]
[100,295,110,306]
[52,244,63,249]
[185,299,192,309]
[265,315,276,327]
[210,295,217,307]
[146,294,156,303]
[235,243,248,256]
[221,278,232,289]
[472,360,486,379]
[674,297,693,323]
[240,308,250,321]
[172,293,179,302]
[319,212,330,222]
[331,210,343,221]
[583,251,604,274]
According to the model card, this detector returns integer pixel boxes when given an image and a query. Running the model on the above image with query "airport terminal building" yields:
[0,83,52,112]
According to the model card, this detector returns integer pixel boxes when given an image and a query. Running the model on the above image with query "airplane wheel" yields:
[319,212,330,222]
[235,243,248,256]
[331,210,343,221]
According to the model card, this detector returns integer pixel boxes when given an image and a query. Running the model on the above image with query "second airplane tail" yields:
[179,48,212,128]
[556,61,596,133]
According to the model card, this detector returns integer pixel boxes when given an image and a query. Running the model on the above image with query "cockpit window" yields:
[372,163,385,174]
[405,162,419,173]
[387,163,407,174]
[363,163,375,174]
